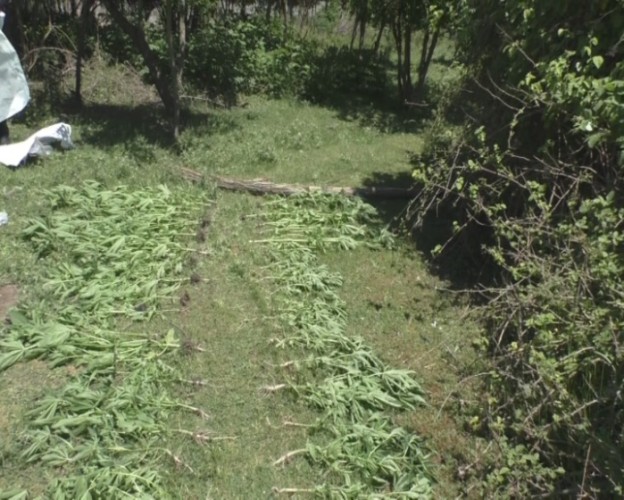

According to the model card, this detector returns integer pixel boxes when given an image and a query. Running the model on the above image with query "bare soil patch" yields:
[0,284,19,320]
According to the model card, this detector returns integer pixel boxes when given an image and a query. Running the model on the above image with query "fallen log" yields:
[179,167,417,200]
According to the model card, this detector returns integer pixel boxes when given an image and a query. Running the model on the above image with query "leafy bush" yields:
[184,17,316,101]
[99,23,145,69]
[98,15,316,103]
[303,46,391,103]
[411,0,624,496]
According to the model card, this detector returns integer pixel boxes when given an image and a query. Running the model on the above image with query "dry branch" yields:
[216,176,417,199]
[179,168,418,199]
[273,448,307,466]
[272,487,315,495]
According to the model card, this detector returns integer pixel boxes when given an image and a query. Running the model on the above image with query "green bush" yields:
[303,46,391,103]
[411,0,624,496]
[184,17,316,101]
[97,15,316,103]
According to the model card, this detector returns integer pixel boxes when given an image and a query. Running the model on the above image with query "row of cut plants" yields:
[0,182,210,498]
[256,194,433,498]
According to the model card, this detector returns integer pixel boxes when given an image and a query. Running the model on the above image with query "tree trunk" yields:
[402,26,412,99]
[279,0,288,26]
[393,14,413,102]
[266,0,272,21]
[392,20,403,98]
[358,3,367,50]
[164,1,180,139]
[75,0,94,106]
[6,2,27,56]
[373,21,385,54]
[101,1,177,131]
[287,0,294,21]
[350,14,358,50]
[164,0,189,140]
[415,24,440,96]
[179,170,418,199]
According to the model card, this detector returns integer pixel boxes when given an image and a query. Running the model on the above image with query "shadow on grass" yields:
[410,207,497,290]
[359,169,495,290]
[358,170,415,228]
[330,94,432,135]
[61,101,240,160]
[76,103,172,146]
[304,47,433,134]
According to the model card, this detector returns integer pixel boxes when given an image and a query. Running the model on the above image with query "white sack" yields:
[0,122,73,167]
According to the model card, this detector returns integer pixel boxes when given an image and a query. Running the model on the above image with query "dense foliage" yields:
[411,0,624,495]
[184,18,315,100]
[100,13,392,105]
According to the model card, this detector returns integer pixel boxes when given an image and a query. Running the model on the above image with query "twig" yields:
[272,487,315,495]
[174,429,236,444]
[265,417,313,430]
[177,378,209,387]
[273,449,307,467]
[436,372,492,420]
[178,403,210,419]
[282,420,314,428]
[260,383,288,395]
[164,449,194,473]
[404,100,430,108]
[456,442,492,481]
[580,443,591,497]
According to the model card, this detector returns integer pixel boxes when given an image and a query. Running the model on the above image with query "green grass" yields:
[178,96,423,186]
[0,56,482,498]
[322,245,481,497]
[161,192,325,498]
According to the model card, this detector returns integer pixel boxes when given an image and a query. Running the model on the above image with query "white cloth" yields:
[0,20,30,122]
[0,122,73,167]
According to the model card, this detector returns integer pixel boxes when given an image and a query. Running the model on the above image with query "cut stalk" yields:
[273,449,307,466]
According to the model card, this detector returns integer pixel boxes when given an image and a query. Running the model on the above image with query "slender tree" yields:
[99,0,195,140]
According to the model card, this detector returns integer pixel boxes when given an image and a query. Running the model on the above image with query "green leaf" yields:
[0,489,29,500]
[592,55,604,69]
[0,348,26,372]
[587,131,606,148]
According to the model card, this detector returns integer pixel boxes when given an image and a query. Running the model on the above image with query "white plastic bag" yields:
[0,122,74,167]
[0,15,30,122]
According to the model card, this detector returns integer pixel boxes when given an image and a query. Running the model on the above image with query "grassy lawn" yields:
[0,60,482,498]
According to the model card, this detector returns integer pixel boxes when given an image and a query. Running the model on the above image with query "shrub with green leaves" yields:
[410,0,624,496]
[184,17,316,101]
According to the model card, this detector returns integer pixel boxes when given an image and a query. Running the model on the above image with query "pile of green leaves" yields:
[0,182,207,498]
[410,0,624,496]
[257,194,432,498]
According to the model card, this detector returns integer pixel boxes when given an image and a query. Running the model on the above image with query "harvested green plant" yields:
[257,194,432,498]
[0,181,209,497]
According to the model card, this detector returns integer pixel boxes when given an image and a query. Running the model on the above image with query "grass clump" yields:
[258,194,432,498]
[0,182,209,497]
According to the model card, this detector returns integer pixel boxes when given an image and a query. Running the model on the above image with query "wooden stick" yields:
[179,168,418,200]
[216,176,417,199]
